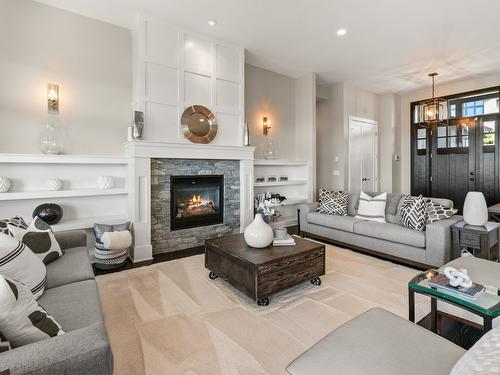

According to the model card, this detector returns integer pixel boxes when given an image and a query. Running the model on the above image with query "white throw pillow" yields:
[355,192,387,223]
[0,274,63,348]
[450,326,500,375]
[0,233,46,299]
[8,216,63,265]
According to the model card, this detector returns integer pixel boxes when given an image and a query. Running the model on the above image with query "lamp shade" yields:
[463,192,488,226]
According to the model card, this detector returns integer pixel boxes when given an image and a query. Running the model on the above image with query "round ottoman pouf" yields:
[93,222,131,270]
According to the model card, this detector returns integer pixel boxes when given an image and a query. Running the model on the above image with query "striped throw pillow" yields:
[0,233,46,299]
[355,192,387,223]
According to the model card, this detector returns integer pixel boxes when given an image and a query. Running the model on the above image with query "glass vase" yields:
[40,115,64,155]
[263,140,278,159]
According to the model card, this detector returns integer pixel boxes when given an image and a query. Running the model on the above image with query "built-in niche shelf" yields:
[254,180,308,187]
[0,153,130,239]
[0,154,128,165]
[253,159,308,166]
[253,159,312,228]
[0,188,128,201]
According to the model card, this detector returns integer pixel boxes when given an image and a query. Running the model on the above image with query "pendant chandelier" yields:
[416,73,448,126]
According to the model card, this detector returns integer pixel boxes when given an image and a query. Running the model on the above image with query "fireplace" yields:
[170,175,224,231]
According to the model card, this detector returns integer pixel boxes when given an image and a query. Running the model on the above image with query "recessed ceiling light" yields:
[208,20,217,26]
[336,28,347,36]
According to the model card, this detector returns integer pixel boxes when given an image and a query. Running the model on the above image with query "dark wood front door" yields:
[411,88,500,212]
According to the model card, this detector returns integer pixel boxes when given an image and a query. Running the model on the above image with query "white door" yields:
[348,117,378,191]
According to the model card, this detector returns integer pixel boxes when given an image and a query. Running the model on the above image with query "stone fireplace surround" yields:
[151,159,240,254]
[124,140,255,262]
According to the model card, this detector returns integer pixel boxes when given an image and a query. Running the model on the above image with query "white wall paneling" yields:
[133,15,245,146]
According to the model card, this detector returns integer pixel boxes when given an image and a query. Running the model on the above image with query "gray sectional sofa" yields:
[299,192,462,268]
[0,230,113,375]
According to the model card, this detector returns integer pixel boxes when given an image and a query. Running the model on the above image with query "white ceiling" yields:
[34,0,500,93]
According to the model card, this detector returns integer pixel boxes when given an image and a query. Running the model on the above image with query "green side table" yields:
[408,258,500,334]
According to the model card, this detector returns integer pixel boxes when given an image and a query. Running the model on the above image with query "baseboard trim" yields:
[301,231,432,270]
[94,245,205,276]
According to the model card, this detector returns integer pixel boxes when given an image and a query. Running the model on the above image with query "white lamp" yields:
[463,192,488,226]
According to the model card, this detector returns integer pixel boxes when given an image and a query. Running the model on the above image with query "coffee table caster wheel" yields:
[311,277,321,286]
[257,297,269,306]
[209,272,218,280]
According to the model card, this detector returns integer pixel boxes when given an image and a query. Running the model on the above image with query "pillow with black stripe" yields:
[400,195,427,231]
[425,200,458,224]
[355,192,387,223]
[0,216,28,236]
[318,190,348,216]
[0,274,63,348]
[0,233,46,299]
[8,216,63,265]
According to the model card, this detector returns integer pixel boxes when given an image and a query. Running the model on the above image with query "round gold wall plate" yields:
[181,105,218,144]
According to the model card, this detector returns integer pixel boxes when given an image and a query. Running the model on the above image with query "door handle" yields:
[469,178,475,182]
[470,172,475,176]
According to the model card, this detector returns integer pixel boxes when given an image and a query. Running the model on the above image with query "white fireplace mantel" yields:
[125,140,255,263]
[124,140,255,160]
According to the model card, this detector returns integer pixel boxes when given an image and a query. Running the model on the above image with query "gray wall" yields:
[245,64,296,159]
[0,0,131,155]
[316,83,388,192]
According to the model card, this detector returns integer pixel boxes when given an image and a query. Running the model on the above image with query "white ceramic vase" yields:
[46,179,63,191]
[463,191,488,226]
[244,214,274,248]
[98,176,114,189]
[0,177,11,193]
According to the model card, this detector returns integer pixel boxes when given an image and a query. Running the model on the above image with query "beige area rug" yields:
[96,244,431,375]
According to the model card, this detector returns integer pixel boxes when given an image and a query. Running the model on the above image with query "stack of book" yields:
[428,273,485,300]
[272,234,296,246]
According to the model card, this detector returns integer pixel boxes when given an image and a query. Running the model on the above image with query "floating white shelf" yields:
[0,188,129,201]
[254,180,307,187]
[253,159,308,166]
[280,197,307,206]
[52,215,129,232]
[0,154,129,165]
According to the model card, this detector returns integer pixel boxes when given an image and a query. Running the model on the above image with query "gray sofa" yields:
[0,231,113,375]
[299,192,462,268]
[285,307,466,375]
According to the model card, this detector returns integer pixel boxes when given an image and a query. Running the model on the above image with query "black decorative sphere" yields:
[32,203,63,225]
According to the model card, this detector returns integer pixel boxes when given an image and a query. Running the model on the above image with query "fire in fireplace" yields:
[170,175,224,230]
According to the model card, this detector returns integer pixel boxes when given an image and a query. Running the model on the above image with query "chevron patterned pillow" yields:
[400,195,427,231]
[318,190,348,216]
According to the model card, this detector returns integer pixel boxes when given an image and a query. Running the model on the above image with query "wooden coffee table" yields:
[205,233,326,306]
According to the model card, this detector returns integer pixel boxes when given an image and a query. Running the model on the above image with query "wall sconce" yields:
[47,83,59,114]
[262,116,271,135]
